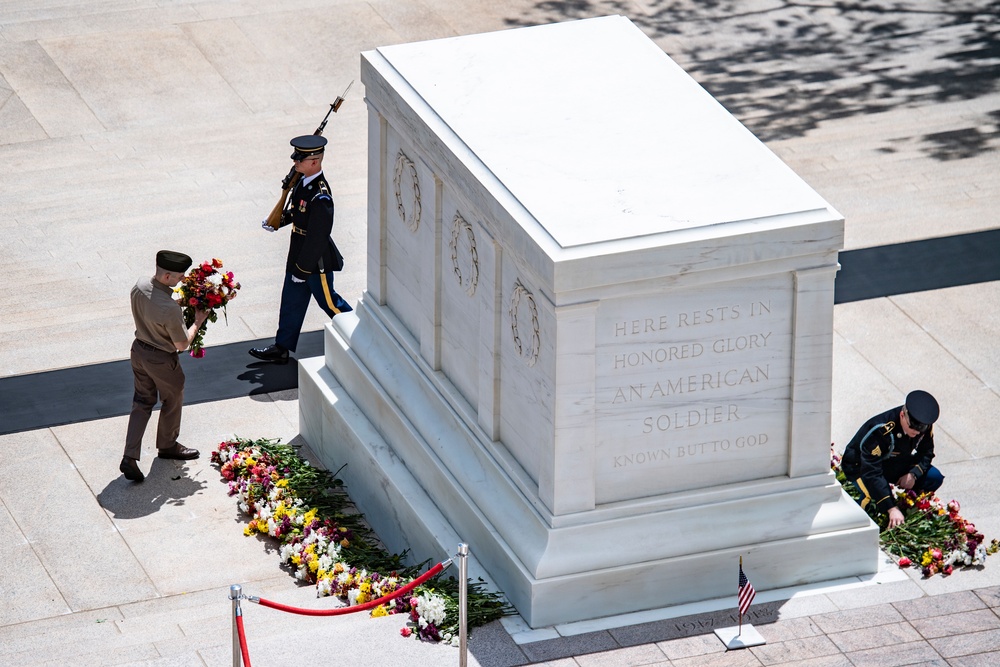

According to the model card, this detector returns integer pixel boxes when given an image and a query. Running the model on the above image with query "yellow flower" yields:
[371,605,389,618]
[243,525,254,536]
[340,539,350,548]
[309,559,319,573]
[291,553,302,566]
[276,478,289,487]
[303,508,318,525]
[921,551,933,566]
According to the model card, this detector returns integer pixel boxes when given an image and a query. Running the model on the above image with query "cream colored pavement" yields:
[2,1,1000,666]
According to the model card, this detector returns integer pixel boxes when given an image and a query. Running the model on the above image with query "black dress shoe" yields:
[249,344,289,364]
[158,443,200,460]
[120,456,145,482]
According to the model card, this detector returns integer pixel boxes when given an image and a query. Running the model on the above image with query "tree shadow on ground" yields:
[504,0,1000,156]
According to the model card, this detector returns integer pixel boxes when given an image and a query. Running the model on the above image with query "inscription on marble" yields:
[595,275,793,501]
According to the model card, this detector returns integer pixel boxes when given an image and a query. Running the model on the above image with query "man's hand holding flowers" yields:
[174,258,242,358]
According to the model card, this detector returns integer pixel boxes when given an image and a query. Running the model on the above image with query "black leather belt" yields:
[292,225,307,236]
[135,339,172,354]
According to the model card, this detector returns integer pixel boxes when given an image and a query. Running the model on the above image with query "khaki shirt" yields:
[131,277,187,353]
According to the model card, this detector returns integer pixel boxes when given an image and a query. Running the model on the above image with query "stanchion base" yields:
[714,624,766,650]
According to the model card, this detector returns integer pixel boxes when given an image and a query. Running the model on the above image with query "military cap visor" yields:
[290,135,327,160]
[156,250,193,273]
[905,390,940,427]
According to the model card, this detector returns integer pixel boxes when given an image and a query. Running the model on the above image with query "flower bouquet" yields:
[174,258,241,357]
[212,437,513,643]
[831,445,998,576]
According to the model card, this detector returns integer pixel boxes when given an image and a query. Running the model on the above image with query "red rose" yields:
[400,627,412,637]
[212,258,223,268]
[189,298,199,306]
[898,557,911,567]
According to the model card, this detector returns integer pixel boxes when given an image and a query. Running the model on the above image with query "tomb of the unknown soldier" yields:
[297,15,880,628]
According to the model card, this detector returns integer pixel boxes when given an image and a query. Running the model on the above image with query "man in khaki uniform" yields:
[121,250,208,483]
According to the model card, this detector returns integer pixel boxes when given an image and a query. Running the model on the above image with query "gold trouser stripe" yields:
[319,273,341,314]
[855,478,872,509]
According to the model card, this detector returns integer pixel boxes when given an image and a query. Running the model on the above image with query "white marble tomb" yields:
[298,15,878,628]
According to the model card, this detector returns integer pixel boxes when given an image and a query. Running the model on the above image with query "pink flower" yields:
[898,557,911,567]
[400,627,412,637]
[948,500,960,513]
[189,297,199,306]
[190,348,205,358]
[930,548,943,560]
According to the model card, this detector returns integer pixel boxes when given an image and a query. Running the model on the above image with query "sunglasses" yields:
[905,409,929,433]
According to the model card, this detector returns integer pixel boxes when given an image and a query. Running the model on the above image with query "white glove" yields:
[261,220,276,232]
[291,275,305,283]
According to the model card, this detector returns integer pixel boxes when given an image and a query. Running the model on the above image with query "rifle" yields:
[262,81,354,230]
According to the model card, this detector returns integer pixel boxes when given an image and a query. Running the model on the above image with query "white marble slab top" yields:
[375,15,833,249]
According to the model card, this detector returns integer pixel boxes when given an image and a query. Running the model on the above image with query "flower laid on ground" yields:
[831,444,998,576]
[174,258,241,357]
[212,437,513,643]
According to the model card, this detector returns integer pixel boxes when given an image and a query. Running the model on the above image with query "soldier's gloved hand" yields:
[261,220,276,232]
[291,275,305,283]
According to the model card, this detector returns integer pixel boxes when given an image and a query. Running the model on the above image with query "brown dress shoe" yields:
[157,443,200,460]
[120,456,145,482]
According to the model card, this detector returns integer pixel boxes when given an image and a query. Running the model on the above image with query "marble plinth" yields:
[299,15,878,627]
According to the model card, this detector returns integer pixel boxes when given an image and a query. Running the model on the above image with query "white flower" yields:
[317,578,333,597]
[414,592,447,626]
[348,588,360,606]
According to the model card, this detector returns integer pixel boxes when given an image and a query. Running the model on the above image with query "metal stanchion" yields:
[457,543,469,667]
[230,584,243,667]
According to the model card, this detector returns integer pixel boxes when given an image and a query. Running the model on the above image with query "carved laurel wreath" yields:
[449,213,479,297]
[393,150,421,232]
[509,279,540,367]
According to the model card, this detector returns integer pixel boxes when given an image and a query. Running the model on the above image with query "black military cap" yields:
[290,135,327,160]
[156,250,193,273]
[905,390,940,427]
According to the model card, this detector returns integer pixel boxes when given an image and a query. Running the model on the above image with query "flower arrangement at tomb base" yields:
[832,446,998,577]
[212,437,513,643]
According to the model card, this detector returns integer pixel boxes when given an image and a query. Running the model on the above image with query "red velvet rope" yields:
[253,561,447,616]
[236,613,252,667]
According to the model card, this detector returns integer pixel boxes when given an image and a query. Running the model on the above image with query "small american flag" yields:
[738,564,756,616]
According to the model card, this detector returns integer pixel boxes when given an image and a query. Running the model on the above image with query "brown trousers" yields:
[124,340,184,460]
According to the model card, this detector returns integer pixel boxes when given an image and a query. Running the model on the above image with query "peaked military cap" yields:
[156,250,193,272]
[290,135,327,160]
[905,390,940,427]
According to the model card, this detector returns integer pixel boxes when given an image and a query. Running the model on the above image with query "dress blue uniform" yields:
[250,135,352,363]
[841,390,944,513]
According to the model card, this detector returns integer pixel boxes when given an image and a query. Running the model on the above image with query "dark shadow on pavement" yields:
[97,457,208,519]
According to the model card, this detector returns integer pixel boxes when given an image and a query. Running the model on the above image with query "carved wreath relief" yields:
[449,213,479,297]
[393,150,421,232]
[509,279,540,367]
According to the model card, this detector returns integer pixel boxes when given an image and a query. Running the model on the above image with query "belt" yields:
[135,339,173,354]
[292,225,307,236]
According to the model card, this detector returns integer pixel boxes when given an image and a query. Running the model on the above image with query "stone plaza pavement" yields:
[1,0,999,665]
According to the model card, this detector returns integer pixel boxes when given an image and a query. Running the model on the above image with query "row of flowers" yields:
[212,437,512,643]
[831,446,998,577]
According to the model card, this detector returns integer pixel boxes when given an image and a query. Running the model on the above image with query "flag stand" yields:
[714,623,766,650]
[714,556,767,650]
